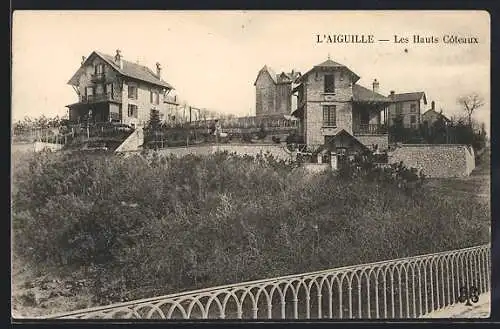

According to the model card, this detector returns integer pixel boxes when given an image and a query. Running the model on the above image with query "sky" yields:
[12,10,490,133]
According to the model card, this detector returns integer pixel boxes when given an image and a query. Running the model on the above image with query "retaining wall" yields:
[129,143,295,161]
[354,135,389,151]
[33,142,63,153]
[388,144,475,178]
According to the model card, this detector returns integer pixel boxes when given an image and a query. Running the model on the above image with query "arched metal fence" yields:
[46,244,490,320]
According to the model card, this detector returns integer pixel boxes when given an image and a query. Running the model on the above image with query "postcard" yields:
[11,10,491,320]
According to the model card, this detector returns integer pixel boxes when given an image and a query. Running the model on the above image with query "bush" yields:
[12,150,489,307]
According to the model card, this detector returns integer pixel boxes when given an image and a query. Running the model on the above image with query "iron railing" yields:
[45,244,490,320]
[353,124,388,135]
[81,92,120,103]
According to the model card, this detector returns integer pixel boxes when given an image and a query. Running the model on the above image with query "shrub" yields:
[12,150,489,307]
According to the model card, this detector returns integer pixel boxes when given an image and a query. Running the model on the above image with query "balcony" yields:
[353,123,387,135]
[80,92,121,103]
[91,73,105,82]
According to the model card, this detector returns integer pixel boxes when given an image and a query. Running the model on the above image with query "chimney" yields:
[156,62,162,79]
[114,49,123,69]
[372,79,380,94]
[81,56,86,66]
[431,101,435,110]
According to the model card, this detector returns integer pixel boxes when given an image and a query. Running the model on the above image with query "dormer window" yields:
[324,74,335,93]
[95,63,105,75]
[150,90,160,105]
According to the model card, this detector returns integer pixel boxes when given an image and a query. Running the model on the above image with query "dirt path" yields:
[424,148,490,200]
[421,292,490,318]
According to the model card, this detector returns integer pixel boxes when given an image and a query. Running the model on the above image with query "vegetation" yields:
[12,150,489,313]
[389,114,488,151]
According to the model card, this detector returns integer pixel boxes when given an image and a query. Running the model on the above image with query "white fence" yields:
[46,244,490,320]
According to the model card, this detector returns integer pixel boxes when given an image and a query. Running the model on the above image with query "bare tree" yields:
[457,93,485,127]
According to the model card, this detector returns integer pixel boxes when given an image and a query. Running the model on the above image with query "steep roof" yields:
[254,65,300,85]
[422,109,451,122]
[297,58,361,84]
[389,92,427,103]
[68,51,174,89]
[320,129,370,152]
[254,65,277,85]
[315,59,346,68]
[352,84,391,103]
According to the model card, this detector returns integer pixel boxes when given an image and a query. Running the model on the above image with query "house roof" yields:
[389,91,427,104]
[296,58,361,84]
[68,51,174,89]
[315,59,346,68]
[254,65,277,85]
[254,65,300,85]
[421,109,451,122]
[352,84,391,103]
[320,129,370,152]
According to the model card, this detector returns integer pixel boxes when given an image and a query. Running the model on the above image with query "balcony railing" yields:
[91,73,105,82]
[81,92,121,103]
[353,124,387,135]
[45,244,490,320]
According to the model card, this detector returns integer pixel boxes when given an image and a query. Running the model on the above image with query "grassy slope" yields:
[424,148,490,199]
[10,146,491,318]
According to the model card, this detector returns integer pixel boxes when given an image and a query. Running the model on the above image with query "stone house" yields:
[421,101,451,127]
[254,66,301,117]
[387,91,427,129]
[66,49,176,128]
[291,58,392,155]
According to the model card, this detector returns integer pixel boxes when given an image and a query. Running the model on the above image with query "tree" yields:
[388,114,406,143]
[145,109,162,149]
[430,114,447,144]
[147,109,161,131]
[457,93,485,127]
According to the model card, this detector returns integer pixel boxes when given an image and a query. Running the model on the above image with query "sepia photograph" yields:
[11,10,491,320]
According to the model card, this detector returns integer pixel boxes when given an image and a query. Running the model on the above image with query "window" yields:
[85,87,94,96]
[324,74,335,93]
[323,105,336,127]
[128,104,138,118]
[410,115,417,124]
[95,64,105,74]
[395,103,403,115]
[128,85,138,99]
[106,83,113,97]
[410,104,417,112]
[150,90,160,105]
[95,83,104,95]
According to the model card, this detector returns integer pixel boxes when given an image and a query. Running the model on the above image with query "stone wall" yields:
[130,143,295,161]
[354,135,389,151]
[388,144,475,178]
